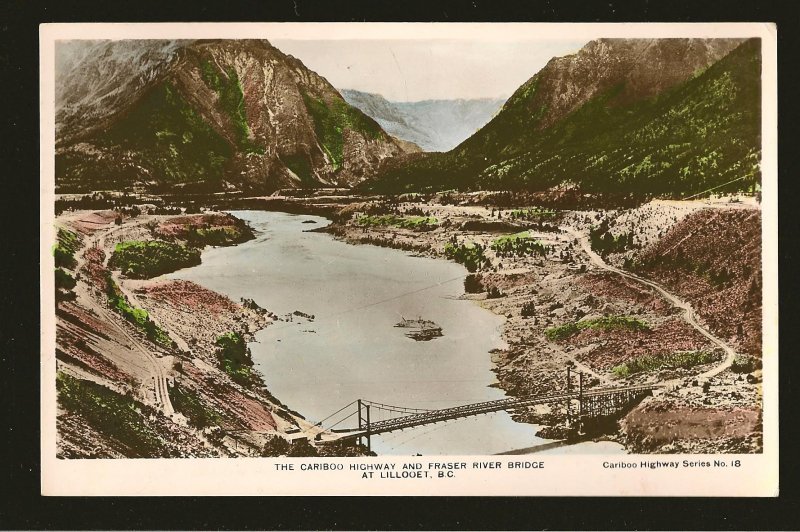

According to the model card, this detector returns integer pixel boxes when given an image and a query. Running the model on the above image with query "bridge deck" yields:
[330,384,658,440]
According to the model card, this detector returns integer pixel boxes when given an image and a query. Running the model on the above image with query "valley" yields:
[54,188,763,456]
[50,35,765,458]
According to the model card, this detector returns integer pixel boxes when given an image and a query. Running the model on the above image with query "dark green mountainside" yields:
[367,39,761,197]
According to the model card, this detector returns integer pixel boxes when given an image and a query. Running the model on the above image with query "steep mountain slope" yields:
[55,40,413,193]
[369,38,760,197]
[341,89,504,152]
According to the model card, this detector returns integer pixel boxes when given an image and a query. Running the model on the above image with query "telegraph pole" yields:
[578,371,584,434]
[566,366,572,426]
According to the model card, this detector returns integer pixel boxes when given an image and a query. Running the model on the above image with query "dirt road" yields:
[562,227,737,380]
[66,216,176,416]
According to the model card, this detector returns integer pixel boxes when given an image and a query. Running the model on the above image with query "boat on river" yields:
[395,317,444,341]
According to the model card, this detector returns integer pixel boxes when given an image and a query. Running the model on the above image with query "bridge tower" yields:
[357,399,371,452]
[565,366,585,433]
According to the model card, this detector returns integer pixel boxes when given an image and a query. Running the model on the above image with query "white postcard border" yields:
[40,22,779,497]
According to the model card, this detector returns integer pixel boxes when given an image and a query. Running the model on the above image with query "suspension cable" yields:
[311,399,358,428]
[326,410,358,430]
[362,400,433,414]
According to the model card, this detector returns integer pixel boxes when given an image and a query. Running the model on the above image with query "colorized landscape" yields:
[52,36,763,457]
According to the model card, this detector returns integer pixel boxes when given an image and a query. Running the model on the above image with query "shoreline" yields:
[53,192,763,456]
[54,208,364,458]
[310,194,763,454]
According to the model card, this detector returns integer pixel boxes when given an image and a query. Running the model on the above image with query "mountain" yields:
[368,38,760,197]
[55,40,415,193]
[340,90,505,152]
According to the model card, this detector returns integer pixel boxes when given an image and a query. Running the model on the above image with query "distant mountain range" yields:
[368,38,761,197]
[55,39,416,193]
[340,90,505,152]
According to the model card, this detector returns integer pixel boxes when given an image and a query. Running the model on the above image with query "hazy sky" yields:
[272,39,587,102]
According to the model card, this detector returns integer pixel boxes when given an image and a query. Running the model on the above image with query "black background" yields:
[1,0,798,529]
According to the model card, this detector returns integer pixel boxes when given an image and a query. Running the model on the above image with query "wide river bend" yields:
[171,210,624,455]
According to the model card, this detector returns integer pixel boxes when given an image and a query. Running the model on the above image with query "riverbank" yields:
[54,208,368,458]
[320,194,763,453]
[53,191,763,456]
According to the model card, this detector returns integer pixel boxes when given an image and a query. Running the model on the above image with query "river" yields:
[171,210,624,456]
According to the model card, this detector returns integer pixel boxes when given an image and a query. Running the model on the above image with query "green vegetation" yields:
[168,384,221,429]
[101,83,233,186]
[612,350,718,378]
[443,241,488,273]
[302,92,383,170]
[509,207,557,220]
[105,275,172,347]
[57,372,165,456]
[53,228,79,269]
[55,267,76,290]
[200,61,263,154]
[545,315,650,341]
[368,39,761,197]
[731,354,761,373]
[490,231,549,257]
[356,214,438,231]
[589,223,635,255]
[186,225,250,247]
[282,153,315,185]
[215,332,254,386]
[109,240,201,279]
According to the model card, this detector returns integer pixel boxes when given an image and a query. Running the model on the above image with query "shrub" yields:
[545,315,650,341]
[105,275,172,347]
[168,384,220,429]
[612,350,719,378]
[731,354,761,373]
[463,274,484,294]
[215,332,254,385]
[444,241,488,273]
[521,301,536,318]
[109,240,201,279]
[491,232,549,257]
[356,214,438,231]
[53,228,79,269]
[261,435,291,457]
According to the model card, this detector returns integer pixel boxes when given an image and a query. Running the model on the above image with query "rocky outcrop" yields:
[55,40,414,193]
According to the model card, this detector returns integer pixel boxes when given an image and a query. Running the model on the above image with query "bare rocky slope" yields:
[55,40,415,194]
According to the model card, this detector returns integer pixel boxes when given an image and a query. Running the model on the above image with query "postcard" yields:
[40,22,778,496]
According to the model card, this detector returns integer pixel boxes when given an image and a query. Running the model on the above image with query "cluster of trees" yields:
[545,315,650,341]
[443,239,489,273]
[109,240,201,279]
[589,221,635,256]
[491,232,549,258]
[215,332,255,386]
[54,227,80,301]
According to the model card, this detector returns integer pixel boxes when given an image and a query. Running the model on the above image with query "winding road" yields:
[67,217,176,416]
[561,226,737,380]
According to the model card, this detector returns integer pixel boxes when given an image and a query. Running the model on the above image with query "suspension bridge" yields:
[313,369,660,451]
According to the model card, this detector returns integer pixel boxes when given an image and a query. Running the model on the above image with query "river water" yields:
[171,210,624,456]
